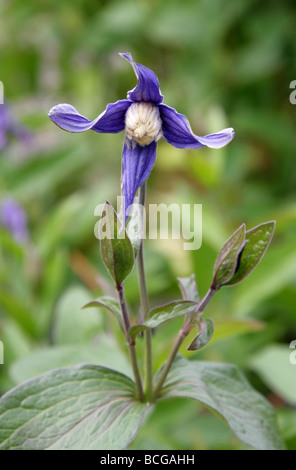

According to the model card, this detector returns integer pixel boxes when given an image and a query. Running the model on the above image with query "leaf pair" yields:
[84,296,199,340]
[212,221,275,289]
[0,358,284,450]
[129,300,198,340]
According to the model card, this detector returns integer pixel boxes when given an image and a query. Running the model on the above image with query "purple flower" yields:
[49,53,235,222]
[0,198,29,243]
[0,104,30,150]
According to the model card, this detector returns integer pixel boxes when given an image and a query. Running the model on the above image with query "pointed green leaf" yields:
[226,221,276,286]
[99,201,134,285]
[148,301,198,328]
[177,274,199,302]
[157,356,284,450]
[213,224,246,288]
[129,301,198,340]
[187,318,214,351]
[0,365,148,450]
[82,296,123,328]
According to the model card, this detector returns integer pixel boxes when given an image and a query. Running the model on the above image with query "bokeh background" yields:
[0,0,296,450]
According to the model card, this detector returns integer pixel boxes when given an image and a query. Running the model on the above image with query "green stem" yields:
[154,287,217,399]
[153,329,185,400]
[116,283,145,402]
[137,182,153,402]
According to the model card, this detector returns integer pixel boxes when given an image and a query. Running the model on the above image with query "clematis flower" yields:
[49,53,235,222]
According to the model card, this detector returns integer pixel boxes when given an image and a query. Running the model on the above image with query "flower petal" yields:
[159,104,235,149]
[120,53,163,105]
[48,100,131,134]
[121,141,157,222]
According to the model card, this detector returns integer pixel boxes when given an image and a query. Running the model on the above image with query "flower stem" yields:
[137,182,153,402]
[153,287,217,400]
[116,282,145,402]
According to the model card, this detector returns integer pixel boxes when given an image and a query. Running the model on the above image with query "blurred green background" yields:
[0,0,296,450]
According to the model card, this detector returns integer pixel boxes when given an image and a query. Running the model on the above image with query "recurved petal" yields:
[121,141,157,223]
[48,100,131,133]
[120,53,163,105]
[159,104,235,149]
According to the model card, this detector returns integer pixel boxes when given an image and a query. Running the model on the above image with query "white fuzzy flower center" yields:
[125,102,162,147]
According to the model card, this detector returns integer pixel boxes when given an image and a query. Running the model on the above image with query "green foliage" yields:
[157,356,285,450]
[99,202,134,286]
[129,301,198,340]
[177,275,199,302]
[0,0,295,450]
[249,345,296,406]
[0,365,147,450]
[212,221,275,289]
[53,286,102,344]
[211,317,264,343]
[82,296,123,329]
[10,340,132,384]
[225,222,276,286]
[187,318,214,351]
[213,224,246,288]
